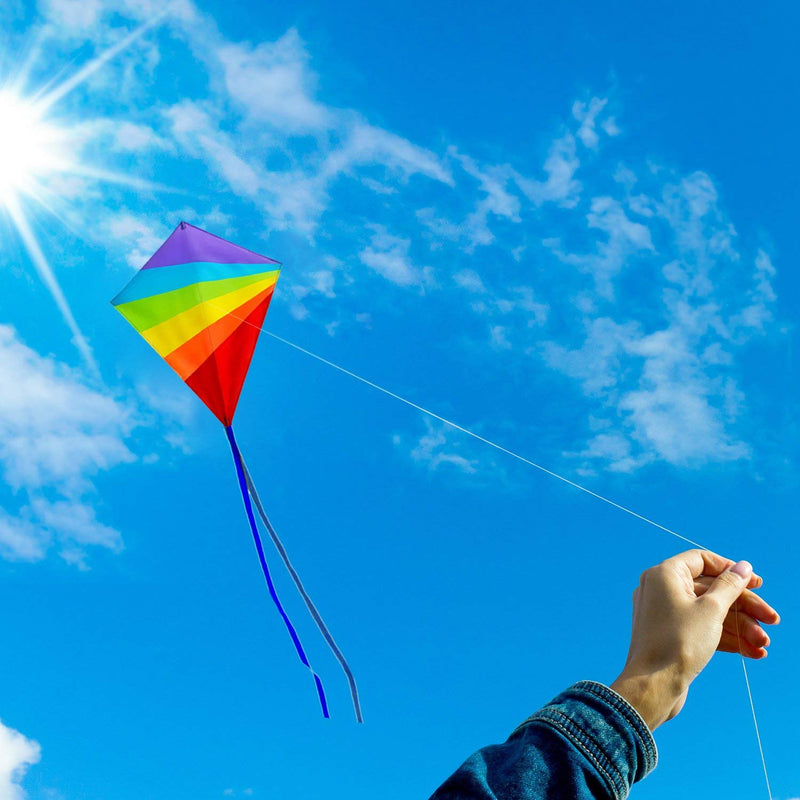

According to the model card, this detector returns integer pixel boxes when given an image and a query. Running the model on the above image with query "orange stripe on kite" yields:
[185,292,272,426]
[165,285,275,380]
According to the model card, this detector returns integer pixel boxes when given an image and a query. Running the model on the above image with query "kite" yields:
[111,221,362,722]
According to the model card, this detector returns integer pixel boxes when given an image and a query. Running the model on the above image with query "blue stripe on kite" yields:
[111,262,280,306]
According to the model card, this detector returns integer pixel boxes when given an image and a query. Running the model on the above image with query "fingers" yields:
[693,579,780,624]
[664,549,764,587]
[722,610,771,648]
[701,561,756,618]
[690,572,779,657]
[717,630,768,659]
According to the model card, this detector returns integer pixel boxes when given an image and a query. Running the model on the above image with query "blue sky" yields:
[0,0,798,798]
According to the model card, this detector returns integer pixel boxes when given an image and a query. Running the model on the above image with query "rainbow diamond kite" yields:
[111,221,280,425]
[112,221,362,722]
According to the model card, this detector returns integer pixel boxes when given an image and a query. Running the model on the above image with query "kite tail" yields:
[241,457,364,724]
[225,425,329,719]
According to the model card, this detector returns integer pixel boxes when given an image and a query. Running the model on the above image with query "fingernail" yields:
[730,560,753,578]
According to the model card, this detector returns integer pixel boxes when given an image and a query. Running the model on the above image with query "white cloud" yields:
[417,130,583,252]
[453,269,486,293]
[166,25,451,236]
[359,226,431,288]
[0,719,40,800]
[469,286,550,350]
[395,419,478,474]
[0,326,134,564]
[730,249,776,334]
[110,121,173,153]
[307,270,336,298]
[41,0,104,31]
[539,166,774,473]
[543,317,639,398]
[162,67,450,237]
[516,132,581,207]
[107,213,166,268]
[452,150,522,248]
[572,97,617,149]
[547,196,654,297]
[489,325,512,350]
[165,101,262,198]
[545,310,753,470]
[659,171,738,271]
[0,510,48,562]
[495,287,549,324]
[217,29,333,132]
[32,498,123,566]
[326,121,451,185]
[574,430,651,475]
[620,326,750,466]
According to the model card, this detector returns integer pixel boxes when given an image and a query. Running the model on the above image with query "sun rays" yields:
[0,10,172,375]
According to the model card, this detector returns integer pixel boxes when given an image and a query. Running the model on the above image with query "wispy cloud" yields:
[0,325,134,565]
[572,97,618,148]
[106,212,167,267]
[539,170,775,473]
[216,30,333,132]
[394,419,479,475]
[19,3,782,480]
[359,226,432,288]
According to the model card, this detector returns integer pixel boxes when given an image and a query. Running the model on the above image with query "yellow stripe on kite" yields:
[141,274,278,356]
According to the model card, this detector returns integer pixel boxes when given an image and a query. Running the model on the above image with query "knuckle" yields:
[641,565,659,583]
[699,593,728,620]
[716,571,741,591]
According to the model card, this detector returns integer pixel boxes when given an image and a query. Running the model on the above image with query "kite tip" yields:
[179,220,186,230]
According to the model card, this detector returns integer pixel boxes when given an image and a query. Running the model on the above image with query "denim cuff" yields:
[512,681,658,800]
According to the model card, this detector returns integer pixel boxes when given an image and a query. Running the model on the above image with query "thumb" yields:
[703,560,753,613]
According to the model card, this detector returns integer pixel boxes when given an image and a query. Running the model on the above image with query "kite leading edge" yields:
[111,221,361,721]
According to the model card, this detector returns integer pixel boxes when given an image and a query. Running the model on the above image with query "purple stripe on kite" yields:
[143,222,281,270]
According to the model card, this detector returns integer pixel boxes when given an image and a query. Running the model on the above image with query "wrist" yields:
[610,668,689,731]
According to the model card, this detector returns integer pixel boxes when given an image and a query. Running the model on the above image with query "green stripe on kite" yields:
[114,270,278,332]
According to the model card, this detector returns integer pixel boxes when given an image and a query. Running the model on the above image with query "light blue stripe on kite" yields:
[111,262,280,306]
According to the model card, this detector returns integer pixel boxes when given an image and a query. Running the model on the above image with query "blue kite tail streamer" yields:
[224,425,329,718]
[240,456,364,724]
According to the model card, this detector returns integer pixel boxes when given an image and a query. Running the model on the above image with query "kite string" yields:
[213,301,772,795]
[260,330,774,796]
[735,609,773,798]
[260,329,706,545]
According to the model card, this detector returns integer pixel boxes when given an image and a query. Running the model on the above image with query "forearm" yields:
[429,682,657,800]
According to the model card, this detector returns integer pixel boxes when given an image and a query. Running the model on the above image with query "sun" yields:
[0,10,169,374]
[0,91,70,206]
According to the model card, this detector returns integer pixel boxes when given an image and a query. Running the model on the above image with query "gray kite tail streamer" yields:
[241,458,364,723]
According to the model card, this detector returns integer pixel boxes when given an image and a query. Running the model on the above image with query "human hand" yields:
[610,549,779,731]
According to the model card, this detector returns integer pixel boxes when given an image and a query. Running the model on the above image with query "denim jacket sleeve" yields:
[429,681,658,800]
